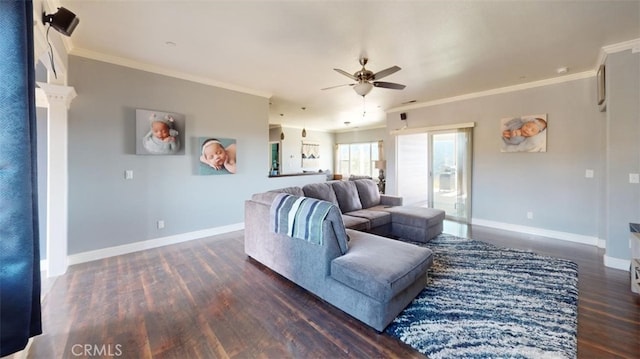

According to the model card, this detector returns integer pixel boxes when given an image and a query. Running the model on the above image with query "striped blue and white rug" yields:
[385,234,578,359]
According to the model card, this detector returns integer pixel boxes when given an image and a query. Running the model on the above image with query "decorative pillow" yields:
[354,179,380,208]
[331,181,363,213]
[302,183,339,205]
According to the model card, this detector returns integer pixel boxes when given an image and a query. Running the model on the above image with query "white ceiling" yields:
[57,0,639,132]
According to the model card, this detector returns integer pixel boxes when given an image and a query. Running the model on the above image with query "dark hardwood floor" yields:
[29,223,640,358]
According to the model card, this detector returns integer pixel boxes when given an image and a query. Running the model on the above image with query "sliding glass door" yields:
[430,129,472,222]
[396,126,472,223]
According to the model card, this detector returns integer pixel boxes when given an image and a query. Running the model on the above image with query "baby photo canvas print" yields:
[135,109,185,155]
[500,114,547,153]
[198,137,237,175]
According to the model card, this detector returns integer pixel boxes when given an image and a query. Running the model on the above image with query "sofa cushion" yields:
[354,179,381,208]
[251,191,284,206]
[342,215,370,231]
[331,230,433,302]
[302,182,339,206]
[331,181,363,213]
[344,209,391,228]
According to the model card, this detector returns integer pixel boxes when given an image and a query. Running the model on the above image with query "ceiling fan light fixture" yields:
[353,81,373,96]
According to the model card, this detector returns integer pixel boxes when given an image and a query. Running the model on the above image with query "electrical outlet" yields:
[124,170,134,180]
[630,173,639,184]
[527,211,533,220]
[585,169,594,178]
[157,220,165,229]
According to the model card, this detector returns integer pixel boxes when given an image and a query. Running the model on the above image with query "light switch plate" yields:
[630,173,640,184]
[585,169,594,178]
[125,170,134,180]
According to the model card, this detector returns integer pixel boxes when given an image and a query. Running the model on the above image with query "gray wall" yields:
[66,53,638,262]
[387,77,605,238]
[605,50,640,260]
[67,56,323,254]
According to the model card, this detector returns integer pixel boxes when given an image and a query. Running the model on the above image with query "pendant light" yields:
[301,107,307,138]
[279,114,285,140]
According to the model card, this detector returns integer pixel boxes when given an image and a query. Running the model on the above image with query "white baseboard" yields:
[471,218,600,245]
[471,218,630,271]
[67,223,244,266]
[603,255,631,271]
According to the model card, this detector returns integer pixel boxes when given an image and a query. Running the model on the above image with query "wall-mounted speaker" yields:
[400,113,407,120]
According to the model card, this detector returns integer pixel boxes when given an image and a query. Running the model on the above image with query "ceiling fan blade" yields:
[334,68,357,80]
[321,83,354,90]
[373,81,406,90]
[372,65,401,80]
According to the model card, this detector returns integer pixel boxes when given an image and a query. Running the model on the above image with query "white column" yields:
[36,82,76,277]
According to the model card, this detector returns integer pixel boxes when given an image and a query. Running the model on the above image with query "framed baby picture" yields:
[135,109,185,155]
[198,137,237,175]
[500,114,547,153]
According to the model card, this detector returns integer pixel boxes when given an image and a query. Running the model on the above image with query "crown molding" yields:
[597,38,640,67]
[69,47,273,99]
[388,71,593,113]
[603,38,640,54]
[392,38,640,114]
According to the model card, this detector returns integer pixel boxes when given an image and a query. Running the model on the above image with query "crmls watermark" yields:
[71,344,123,357]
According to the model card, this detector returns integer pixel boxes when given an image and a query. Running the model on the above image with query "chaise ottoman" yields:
[385,206,446,243]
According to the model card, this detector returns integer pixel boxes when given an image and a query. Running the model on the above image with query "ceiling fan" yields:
[322,57,406,97]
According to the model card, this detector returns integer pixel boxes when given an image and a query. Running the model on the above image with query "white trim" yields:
[390,122,475,136]
[602,38,640,55]
[597,238,606,249]
[388,71,593,113]
[67,223,244,265]
[596,38,640,67]
[471,218,600,246]
[389,39,640,114]
[69,47,272,99]
[35,87,48,108]
[603,255,630,271]
[36,82,77,109]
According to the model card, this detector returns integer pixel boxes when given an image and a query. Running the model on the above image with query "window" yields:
[336,142,380,178]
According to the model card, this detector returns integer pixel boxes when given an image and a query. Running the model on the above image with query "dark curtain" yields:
[0,0,43,356]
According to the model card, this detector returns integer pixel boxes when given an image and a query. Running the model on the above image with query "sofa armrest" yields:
[380,195,403,206]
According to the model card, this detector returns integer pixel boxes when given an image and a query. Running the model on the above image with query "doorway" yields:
[396,124,473,223]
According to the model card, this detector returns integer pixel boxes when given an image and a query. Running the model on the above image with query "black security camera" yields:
[42,7,79,37]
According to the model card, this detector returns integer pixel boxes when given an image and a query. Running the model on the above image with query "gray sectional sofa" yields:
[302,179,445,242]
[243,179,445,331]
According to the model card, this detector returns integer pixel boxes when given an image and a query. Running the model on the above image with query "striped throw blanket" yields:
[271,193,334,245]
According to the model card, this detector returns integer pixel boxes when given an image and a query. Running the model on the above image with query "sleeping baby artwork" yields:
[500,114,547,153]
[198,137,237,175]
[135,109,185,155]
